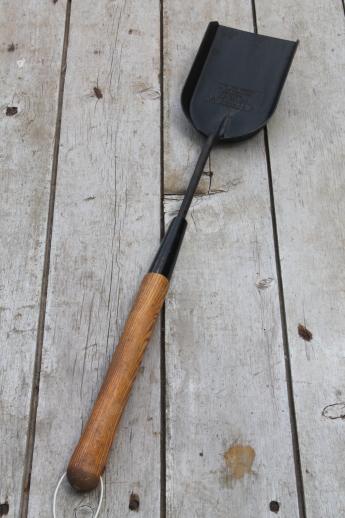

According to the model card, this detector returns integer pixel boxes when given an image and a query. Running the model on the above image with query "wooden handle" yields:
[67,272,169,491]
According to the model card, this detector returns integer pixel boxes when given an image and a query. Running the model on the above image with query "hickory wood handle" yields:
[67,272,169,491]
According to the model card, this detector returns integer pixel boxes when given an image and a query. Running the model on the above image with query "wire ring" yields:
[53,472,104,518]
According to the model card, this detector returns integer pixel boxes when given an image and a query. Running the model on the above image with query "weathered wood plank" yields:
[255,1,345,516]
[0,2,67,516]
[163,4,301,517]
[28,1,161,516]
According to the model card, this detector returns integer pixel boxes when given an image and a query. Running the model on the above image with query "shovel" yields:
[67,21,298,491]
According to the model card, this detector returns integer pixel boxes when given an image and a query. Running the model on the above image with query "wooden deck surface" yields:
[0,1,344,517]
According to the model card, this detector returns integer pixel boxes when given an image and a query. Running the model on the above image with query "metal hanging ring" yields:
[53,472,104,518]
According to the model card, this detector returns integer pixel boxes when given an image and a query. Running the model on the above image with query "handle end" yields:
[66,273,169,492]
[67,463,100,492]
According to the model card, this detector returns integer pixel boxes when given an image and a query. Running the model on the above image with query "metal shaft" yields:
[178,115,229,219]
[178,133,217,219]
[150,116,229,279]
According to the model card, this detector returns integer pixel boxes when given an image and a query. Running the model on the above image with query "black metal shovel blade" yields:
[182,22,298,141]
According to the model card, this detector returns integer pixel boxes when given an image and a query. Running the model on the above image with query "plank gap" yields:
[263,127,307,518]
[160,0,167,516]
[19,2,72,516]
[250,0,258,33]
[160,304,166,518]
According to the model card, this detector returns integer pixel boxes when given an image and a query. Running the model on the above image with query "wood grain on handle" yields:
[67,272,169,491]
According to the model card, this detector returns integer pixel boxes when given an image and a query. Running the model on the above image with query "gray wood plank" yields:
[255,1,345,516]
[0,2,67,516]
[163,3,301,517]
[27,1,161,516]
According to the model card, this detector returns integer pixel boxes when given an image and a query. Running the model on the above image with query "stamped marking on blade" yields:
[206,82,263,112]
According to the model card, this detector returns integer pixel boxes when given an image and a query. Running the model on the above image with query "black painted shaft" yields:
[149,116,229,279]
[178,132,217,219]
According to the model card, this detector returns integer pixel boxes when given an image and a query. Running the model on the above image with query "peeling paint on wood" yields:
[224,444,256,480]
